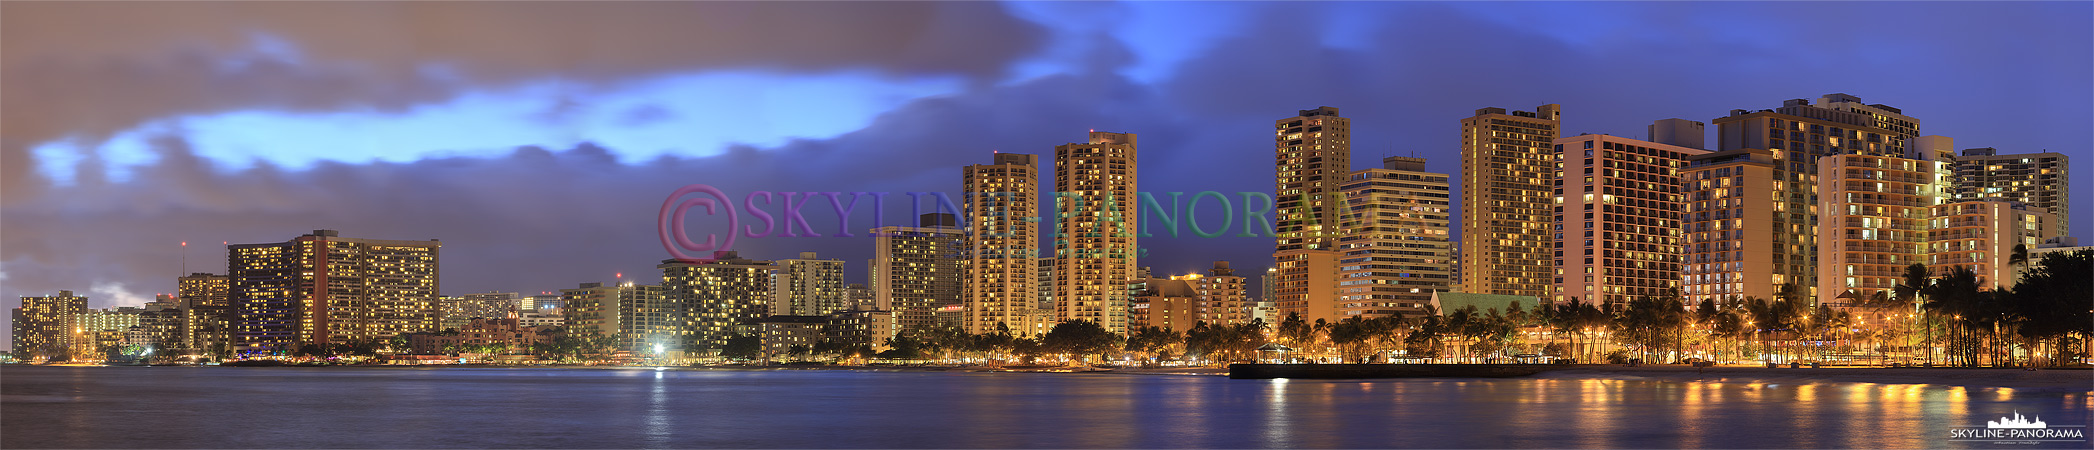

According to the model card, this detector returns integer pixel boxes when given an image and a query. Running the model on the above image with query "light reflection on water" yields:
[2,366,2087,449]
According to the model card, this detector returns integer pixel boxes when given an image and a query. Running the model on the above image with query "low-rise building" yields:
[405,318,551,355]
[757,315,829,360]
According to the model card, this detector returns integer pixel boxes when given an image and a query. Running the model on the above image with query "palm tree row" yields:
[1897,249,2092,367]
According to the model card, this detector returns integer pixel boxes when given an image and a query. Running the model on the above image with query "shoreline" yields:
[10,363,2086,390]
[1535,365,2094,390]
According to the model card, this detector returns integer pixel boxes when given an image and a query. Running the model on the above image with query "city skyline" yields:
[5,1,2092,348]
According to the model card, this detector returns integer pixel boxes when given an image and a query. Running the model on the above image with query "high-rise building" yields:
[1133,262,1250,332]
[1274,107,1352,323]
[1709,95,1922,303]
[443,292,519,331]
[1036,257,1055,333]
[177,273,230,357]
[1648,118,1707,149]
[844,283,873,312]
[228,230,441,355]
[1192,261,1250,326]
[1954,148,2071,235]
[1275,107,1353,252]
[659,252,775,355]
[772,252,846,316]
[963,153,1044,335]
[72,307,143,358]
[1337,156,1453,317]
[1928,199,2059,290]
[1553,134,1704,305]
[1459,105,1561,299]
[873,213,964,332]
[1054,131,1139,334]
[1812,94,1921,157]
[12,290,87,362]
[1818,154,1947,303]
[136,295,184,353]
[560,281,670,353]
[1260,266,1276,305]
[1130,279,1198,333]
[1682,148,1792,306]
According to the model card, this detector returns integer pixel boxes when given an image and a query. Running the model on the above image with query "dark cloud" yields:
[0,1,1048,201]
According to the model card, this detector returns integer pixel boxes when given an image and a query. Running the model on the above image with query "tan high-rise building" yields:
[229,230,441,355]
[1552,134,1704,305]
[12,290,87,361]
[70,307,142,359]
[964,153,1045,335]
[873,214,964,332]
[1954,148,2070,236]
[1274,107,1351,323]
[1459,105,1560,299]
[561,281,670,354]
[1275,107,1353,251]
[1929,199,2059,290]
[772,252,846,316]
[443,292,519,331]
[1681,148,1794,306]
[1054,131,1138,334]
[1710,95,1923,303]
[1130,262,1249,333]
[1818,154,1946,303]
[177,273,230,356]
[1192,261,1250,326]
[1337,156,1452,317]
[660,252,776,355]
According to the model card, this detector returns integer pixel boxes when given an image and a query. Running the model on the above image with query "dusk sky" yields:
[3,1,2089,346]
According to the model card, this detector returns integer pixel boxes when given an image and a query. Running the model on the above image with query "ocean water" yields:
[2,366,2088,448]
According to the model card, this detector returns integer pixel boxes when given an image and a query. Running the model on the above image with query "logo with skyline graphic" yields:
[1948,411,2086,444]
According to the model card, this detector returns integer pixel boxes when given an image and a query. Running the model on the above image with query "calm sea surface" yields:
[3,366,2089,448]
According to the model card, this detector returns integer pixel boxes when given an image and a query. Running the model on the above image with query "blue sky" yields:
[3,1,2089,346]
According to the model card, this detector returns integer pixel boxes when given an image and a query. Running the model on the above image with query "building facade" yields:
[1928,199,2059,290]
[12,290,88,361]
[444,292,519,331]
[1459,105,1561,299]
[659,252,775,355]
[71,307,143,359]
[1054,131,1139,334]
[1553,134,1704,305]
[1273,107,1352,323]
[772,252,847,316]
[405,318,550,355]
[1190,261,1250,326]
[1817,154,1947,303]
[560,281,671,354]
[1709,96,1921,303]
[963,153,1045,335]
[1681,148,1788,306]
[872,214,965,333]
[228,230,441,356]
[1954,148,2070,236]
[177,273,231,357]
[1337,156,1452,317]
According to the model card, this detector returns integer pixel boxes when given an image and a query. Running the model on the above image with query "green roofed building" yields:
[1428,292,1538,316]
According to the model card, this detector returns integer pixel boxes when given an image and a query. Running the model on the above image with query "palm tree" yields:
[1923,266,1988,367]
[2008,250,2093,367]
[1445,306,1477,363]
[2008,243,2031,273]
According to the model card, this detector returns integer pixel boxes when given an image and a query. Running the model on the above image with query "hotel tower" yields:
[1459,105,1560,299]
[964,153,1046,336]
[1273,107,1351,323]
[1054,131,1138,334]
